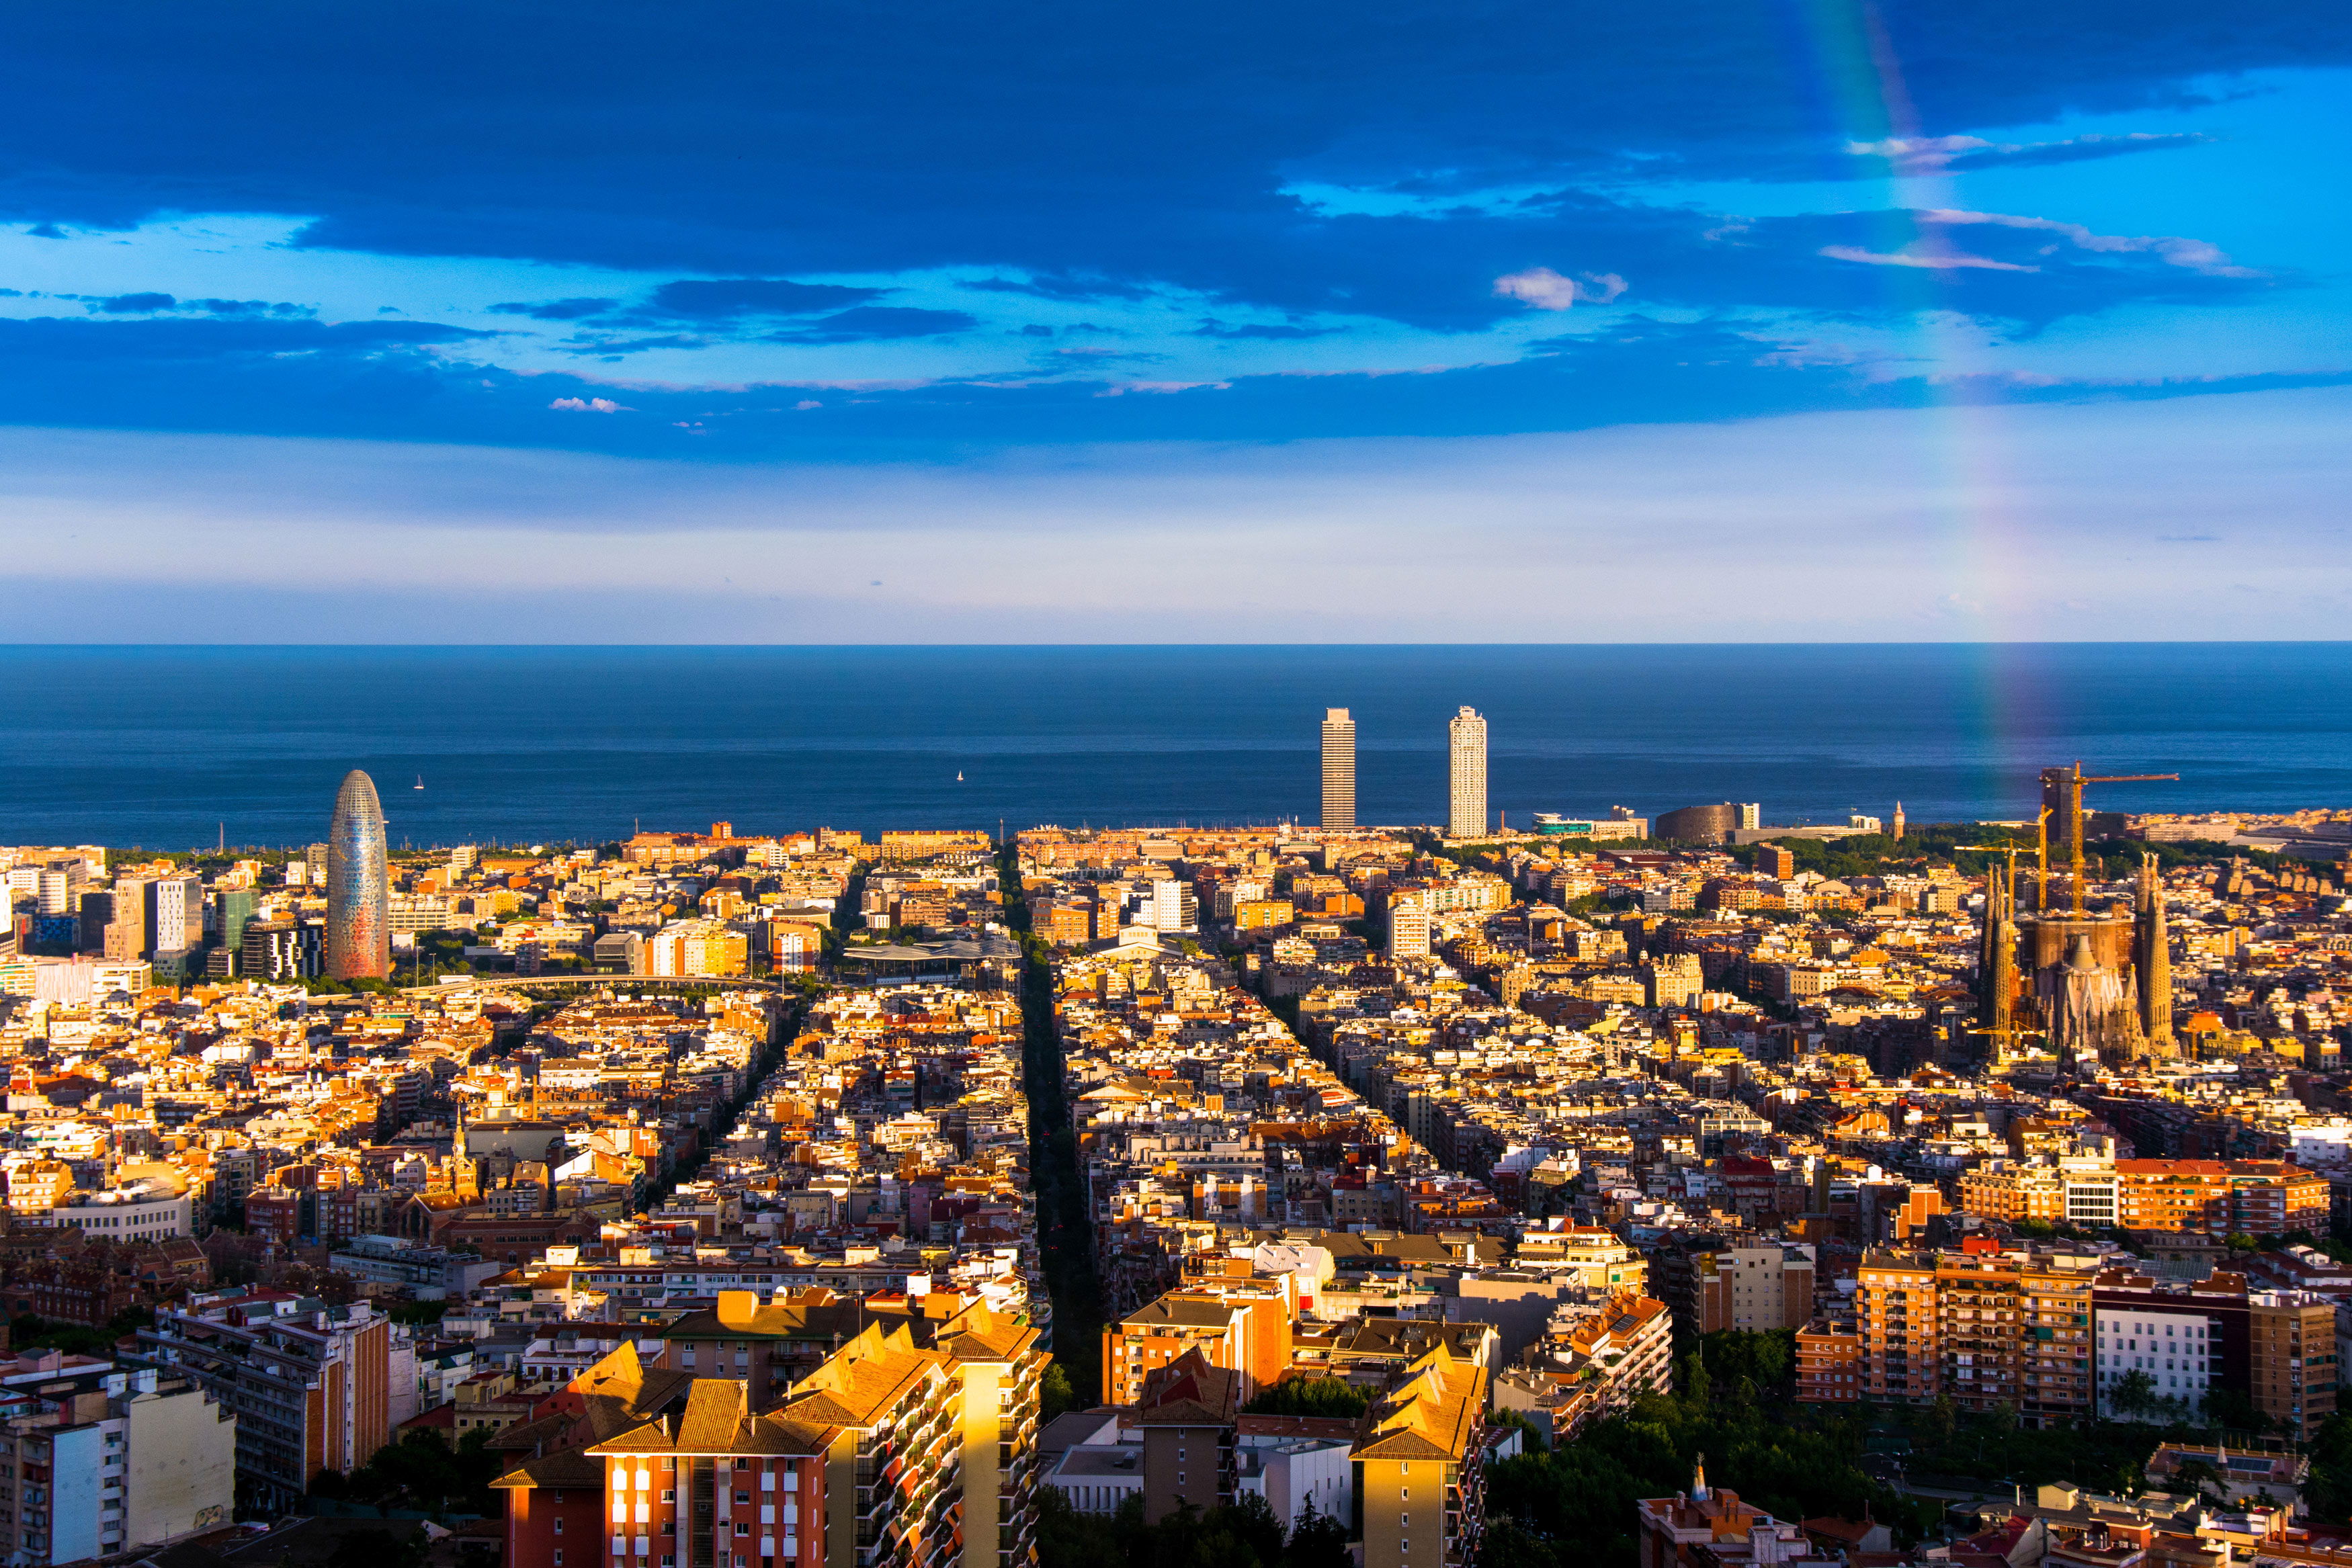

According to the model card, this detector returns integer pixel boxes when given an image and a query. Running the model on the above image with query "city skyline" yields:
[0,7,2344,639]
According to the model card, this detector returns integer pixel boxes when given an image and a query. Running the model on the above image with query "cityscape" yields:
[2,707,2351,1568]
[5,0,2347,1566]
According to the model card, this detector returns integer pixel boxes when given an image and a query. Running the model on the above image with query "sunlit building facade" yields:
[326,769,391,979]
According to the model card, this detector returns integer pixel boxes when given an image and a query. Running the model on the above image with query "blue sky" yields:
[2,1,2347,640]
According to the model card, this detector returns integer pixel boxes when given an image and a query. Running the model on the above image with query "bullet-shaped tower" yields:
[327,769,391,979]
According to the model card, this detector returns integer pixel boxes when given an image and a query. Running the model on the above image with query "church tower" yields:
[2136,853,2175,1055]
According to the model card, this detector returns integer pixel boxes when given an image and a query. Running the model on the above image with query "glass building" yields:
[326,769,391,979]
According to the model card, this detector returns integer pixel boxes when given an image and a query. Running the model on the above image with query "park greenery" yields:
[1038,1491,1351,1568]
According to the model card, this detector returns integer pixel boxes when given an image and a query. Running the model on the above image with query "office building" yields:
[242,920,322,981]
[1736,803,1761,830]
[143,875,202,960]
[1321,708,1357,829]
[1447,707,1486,839]
[1656,804,1739,845]
[213,887,257,958]
[326,770,391,980]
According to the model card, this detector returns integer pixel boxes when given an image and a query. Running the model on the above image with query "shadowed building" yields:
[327,769,390,979]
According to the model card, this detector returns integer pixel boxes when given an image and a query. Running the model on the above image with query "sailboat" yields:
[414,775,425,790]
[956,771,965,783]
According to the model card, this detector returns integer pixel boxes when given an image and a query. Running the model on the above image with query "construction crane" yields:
[2040,763,2179,913]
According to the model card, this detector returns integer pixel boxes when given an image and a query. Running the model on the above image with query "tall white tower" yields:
[1447,706,1487,838]
[1321,708,1357,830]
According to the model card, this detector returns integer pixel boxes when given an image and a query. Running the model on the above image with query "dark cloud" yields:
[91,292,177,313]
[1193,320,1341,339]
[489,297,619,319]
[0,0,2330,332]
[1,306,2337,460]
[643,279,885,319]
[764,306,978,343]
[966,274,1157,302]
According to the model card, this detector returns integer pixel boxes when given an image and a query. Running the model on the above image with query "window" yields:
[553,1555,562,1566]
[735,1524,750,1537]
[554,1520,564,1535]
[661,1491,677,1504]
[736,1493,751,1506]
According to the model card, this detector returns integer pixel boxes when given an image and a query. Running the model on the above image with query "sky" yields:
[2,0,2347,641]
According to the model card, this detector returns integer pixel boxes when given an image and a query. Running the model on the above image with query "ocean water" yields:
[0,645,2347,848]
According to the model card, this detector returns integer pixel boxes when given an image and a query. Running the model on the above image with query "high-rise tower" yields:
[326,769,391,980]
[1320,708,1357,830]
[2136,853,2175,1054]
[1891,801,1906,842]
[1447,707,1486,839]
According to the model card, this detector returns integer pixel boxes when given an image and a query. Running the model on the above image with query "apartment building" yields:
[1353,1342,1488,1568]
[1637,1468,1829,1568]
[130,1289,398,1510]
[1689,1245,1814,1334]
[1101,1276,1292,1406]
[0,1370,235,1566]
[2090,1267,2340,1438]
[1825,1244,2094,1426]
[1137,1350,1240,1526]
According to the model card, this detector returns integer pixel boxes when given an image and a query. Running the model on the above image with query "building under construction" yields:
[1978,763,2177,1070]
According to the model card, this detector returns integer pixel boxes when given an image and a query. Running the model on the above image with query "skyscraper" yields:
[1320,708,1357,829]
[1447,706,1486,838]
[326,769,390,980]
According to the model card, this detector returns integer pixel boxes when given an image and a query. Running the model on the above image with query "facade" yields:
[1689,1246,1814,1334]
[1322,709,1357,830]
[1818,1246,2095,1426]
[130,1289,397,1508]
[327,769,392,980]
[142,875,202,961]
[0,1371,237,1566]
[1445,709,1486,839]
[1353,1342,1487,1568]
[1388,899,1432,963]
[1655,804,1740,845]
[1138,1350,1238,1526]
[42,1176,192,1242]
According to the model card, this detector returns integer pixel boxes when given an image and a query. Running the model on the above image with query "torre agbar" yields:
[327,767,391,979]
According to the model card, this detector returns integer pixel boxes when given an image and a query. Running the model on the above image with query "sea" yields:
[1,644,2348,851]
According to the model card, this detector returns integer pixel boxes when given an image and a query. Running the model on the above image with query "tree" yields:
[1041,1361,1080,1421]
[1287,1504,1352,1568]
[2109,1370,2161,1421]
[1243,1376,1370,1420]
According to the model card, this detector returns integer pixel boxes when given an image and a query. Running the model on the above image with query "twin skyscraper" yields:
[1320,705,1488,837]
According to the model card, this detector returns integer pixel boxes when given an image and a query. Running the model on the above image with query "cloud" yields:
[642,279,886,319]
[1191,320,1340,339]
[90,292,179,313]
[1847,131,2215,175]
[765,306,978,343]
[1820,245,2038,272]
[550,396,629,412]
[964,274,1156,302]
[490,297,620,320]
[1922,210,2260,277]
[1493,268,1580,310]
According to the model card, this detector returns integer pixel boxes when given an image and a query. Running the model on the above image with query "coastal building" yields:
[1447,708,1486,839]
[1322,709,1357,830]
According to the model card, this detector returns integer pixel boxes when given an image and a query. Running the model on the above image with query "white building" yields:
[1447,707,1487,838]
[2094,1303,2216,1420]
[42,1176,192,1242]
